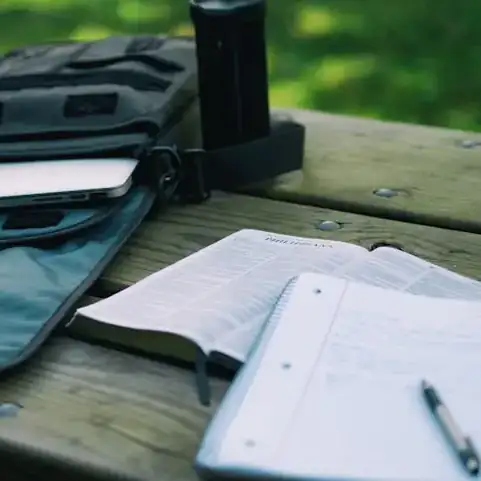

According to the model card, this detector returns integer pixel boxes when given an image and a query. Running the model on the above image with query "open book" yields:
[195,273,481,481]
[73,229,481,367]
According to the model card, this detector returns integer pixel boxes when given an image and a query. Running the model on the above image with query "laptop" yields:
[0,158,138,208]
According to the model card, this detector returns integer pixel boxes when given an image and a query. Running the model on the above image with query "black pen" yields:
[421,379,480,476]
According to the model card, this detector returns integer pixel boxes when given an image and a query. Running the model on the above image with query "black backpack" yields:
[0,34,304,376]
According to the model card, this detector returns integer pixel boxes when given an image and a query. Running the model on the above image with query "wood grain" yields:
[0,337,229,481]
[242,108,481,233]
[98,191,481,293]
[4,193,481,481]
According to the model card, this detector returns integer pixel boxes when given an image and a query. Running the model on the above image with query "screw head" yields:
[318,220,341,231]
[461,140,481,149]
[0,402,22,418]
[373,188,398,198]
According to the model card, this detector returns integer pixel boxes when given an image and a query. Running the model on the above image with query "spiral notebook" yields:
[195,273,481,481]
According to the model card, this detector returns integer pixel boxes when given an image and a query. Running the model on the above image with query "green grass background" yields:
[1,0,480,131]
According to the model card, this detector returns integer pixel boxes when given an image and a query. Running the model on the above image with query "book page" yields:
[77,229,365,356]
[213,245,481,360]
[344,246,481,299]
[216,273,481,481]
[212,277,300,362]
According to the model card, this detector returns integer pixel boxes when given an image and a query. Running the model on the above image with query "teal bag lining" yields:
[0,186,156,371]
[0,203,119,246]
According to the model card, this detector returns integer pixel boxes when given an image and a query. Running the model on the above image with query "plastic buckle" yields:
[149,146,182,202]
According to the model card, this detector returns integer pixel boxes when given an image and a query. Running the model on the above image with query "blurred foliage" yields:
[1,0,481,131]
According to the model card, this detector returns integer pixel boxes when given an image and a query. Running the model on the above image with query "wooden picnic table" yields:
[2,108,481,481]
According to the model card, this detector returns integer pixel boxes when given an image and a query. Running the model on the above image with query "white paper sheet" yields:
[77,229,364,355]
[77,230,481,363]
[215,273,481,481]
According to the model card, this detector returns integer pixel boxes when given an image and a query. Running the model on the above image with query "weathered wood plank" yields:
[0,338,228,481]
[242,108,481,233]
[2,193,481,481]
[98,191,481,294]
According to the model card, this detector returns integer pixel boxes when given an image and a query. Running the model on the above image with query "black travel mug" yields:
[190,0,271,151]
